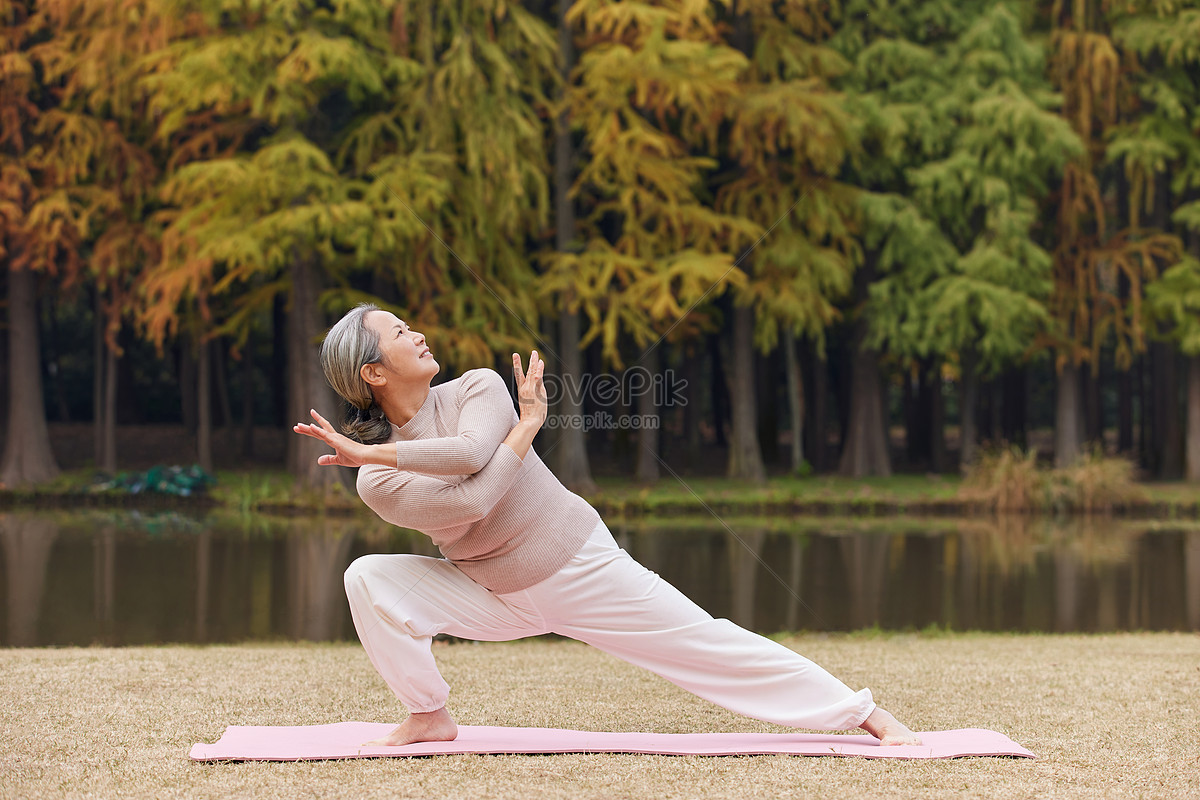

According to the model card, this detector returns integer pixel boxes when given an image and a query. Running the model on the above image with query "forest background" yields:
[3,0,1200,495]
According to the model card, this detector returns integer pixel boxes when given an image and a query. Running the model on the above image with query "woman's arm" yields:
[389,369,516,473]
[358,439,526,534]
[357,353,547,535]
[294,366,526,476]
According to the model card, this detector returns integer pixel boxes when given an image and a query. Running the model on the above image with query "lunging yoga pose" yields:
[294,304,922,747]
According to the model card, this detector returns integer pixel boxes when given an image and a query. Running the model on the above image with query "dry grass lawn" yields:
[2,633,1197,799]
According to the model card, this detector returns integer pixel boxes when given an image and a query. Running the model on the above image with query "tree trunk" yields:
[179,342,197,433]
[1,269,59,486]
[241,329,256,459]
[1188,233,1200,480]
[1117,360,1134,454]
[839,316,891,477]
[783,334,805,472]
[905,357,944,471]
[44,296,70,421]
[98,338,117,473]
[902,366,920,467]
[633,351,660,484]
[978,377,995,441]
[1186,355,1200,482]
[92,292,103,466]
[805,344,829,471]
[1117,262,1134,454]
[286,258,341,489]
[1083,360,1102,446]
[270,295,287,427]
[555,310,598,493]
[930,361,946,473]
[1138,353,1152,470]
[1156,343,1184,479]
[0,271,7,443]
[756,348,779,465]
[213,338,234,429]
[682,342,702,460]
[1054,361,1083,468]
[960,354,979,470]
[1001,366,1027,448]
[550,0,597,493]
[708,333,728,447]
[115,326,138,425]
[726,304,766,482]
[197,335,213,472]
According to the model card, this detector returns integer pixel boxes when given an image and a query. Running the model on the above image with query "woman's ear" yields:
[361,361,386,389]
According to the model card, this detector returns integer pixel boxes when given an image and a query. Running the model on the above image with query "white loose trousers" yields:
[344,520,876,731]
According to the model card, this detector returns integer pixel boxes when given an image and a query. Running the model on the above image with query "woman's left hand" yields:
[513,350,548,431]
[293,409,369,467]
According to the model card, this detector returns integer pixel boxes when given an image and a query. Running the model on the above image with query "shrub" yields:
[958,446,1143,514]
[1061,448,1145,514]
[959,446,1046,513]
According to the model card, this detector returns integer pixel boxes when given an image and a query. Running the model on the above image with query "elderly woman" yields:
[294,304,921,748]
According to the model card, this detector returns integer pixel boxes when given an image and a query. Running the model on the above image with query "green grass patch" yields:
[6,464,1200,519]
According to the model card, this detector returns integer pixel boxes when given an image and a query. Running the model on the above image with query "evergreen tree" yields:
[830,2,1081,474]
[539,0,757,479]
[902,4,1081,469]
[2,0,155,483]
[829,0,976,476]
[40,0,160,473]
[715,0,860,481]
[138,0,561,487]
[0,0,60,486]
[1041,0,1184,468]
[1122,1,1200,479]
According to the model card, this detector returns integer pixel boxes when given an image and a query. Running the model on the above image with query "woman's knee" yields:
[344,554,390,598]
[344,553,438,600]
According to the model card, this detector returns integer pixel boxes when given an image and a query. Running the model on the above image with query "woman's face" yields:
[362,309,440,388]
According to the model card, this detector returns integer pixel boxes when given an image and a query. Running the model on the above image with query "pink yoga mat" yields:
[189,723,1034,761]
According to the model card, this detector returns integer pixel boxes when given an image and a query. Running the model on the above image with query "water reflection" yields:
[0,511,1197,646]
[2,515,57,646]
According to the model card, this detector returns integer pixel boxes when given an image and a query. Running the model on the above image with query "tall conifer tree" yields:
[539,0,757,478]
[715,0,860,480]
[139,0,560,486]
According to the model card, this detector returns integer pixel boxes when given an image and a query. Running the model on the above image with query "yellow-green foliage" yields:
[960,446,1144,514]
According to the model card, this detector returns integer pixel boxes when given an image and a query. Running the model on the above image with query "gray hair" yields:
[320,303,392,445]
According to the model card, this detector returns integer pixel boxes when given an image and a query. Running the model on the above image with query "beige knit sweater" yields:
[356,368,601,593]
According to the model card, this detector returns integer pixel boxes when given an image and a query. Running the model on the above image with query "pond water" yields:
[1,510,1197,646]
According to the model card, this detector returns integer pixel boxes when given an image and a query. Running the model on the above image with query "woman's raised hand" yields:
[293,409,369,467]
[513,350,548,431]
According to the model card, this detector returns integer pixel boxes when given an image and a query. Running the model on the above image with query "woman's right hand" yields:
[293,409,370,467]
[513,350,548,431]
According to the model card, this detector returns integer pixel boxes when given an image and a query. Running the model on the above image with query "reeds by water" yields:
[959,446,1146,514]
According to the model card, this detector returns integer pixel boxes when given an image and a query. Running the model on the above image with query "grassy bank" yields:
[2,633,1196,799]
[2,467,1199,519]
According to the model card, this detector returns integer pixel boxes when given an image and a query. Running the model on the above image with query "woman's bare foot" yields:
[364,707,459,747]
[860,707,923,746]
